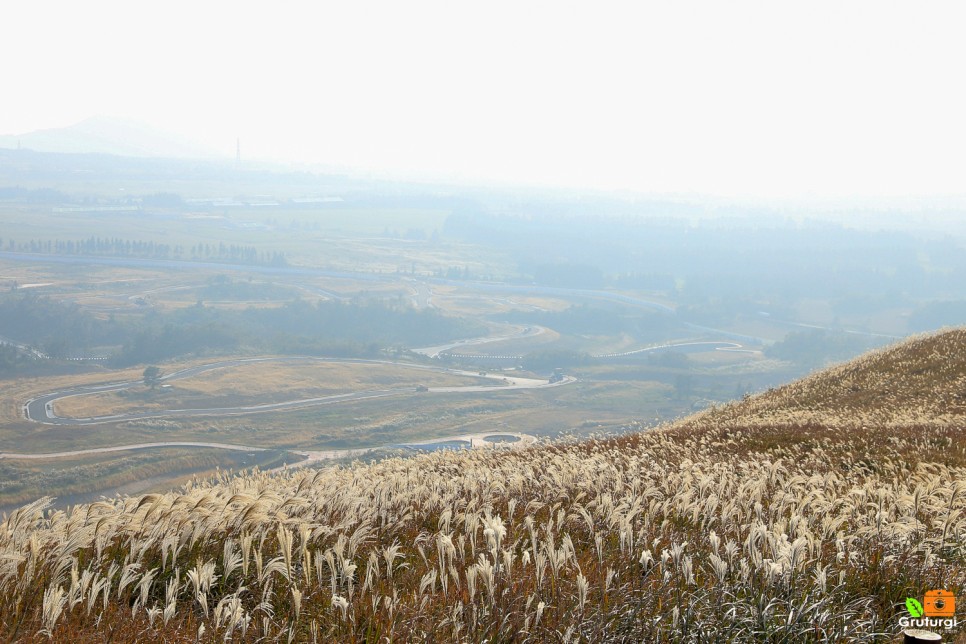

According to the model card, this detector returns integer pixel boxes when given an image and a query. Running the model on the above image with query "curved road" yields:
[23,356,574,427]
[0,431,540,465]
[412,325,547,359]
[0,441,267,460]
[595,340,760,359]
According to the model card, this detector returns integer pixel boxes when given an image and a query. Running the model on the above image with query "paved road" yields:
[595,340,760,359]
[23,356,574,426]
[286,431,538,469]
[0,431,541,464]
[412,325,546,359]
[0,441,267,460]
[403,277,434,308]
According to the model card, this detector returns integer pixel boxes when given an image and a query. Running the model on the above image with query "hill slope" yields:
[0,330,963,642]
[684,327,966,430]
[0,116,218,159]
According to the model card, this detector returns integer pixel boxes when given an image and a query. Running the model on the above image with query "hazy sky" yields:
[4,1,966,198]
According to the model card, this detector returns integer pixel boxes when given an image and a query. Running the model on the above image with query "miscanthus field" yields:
[1,330,964,642]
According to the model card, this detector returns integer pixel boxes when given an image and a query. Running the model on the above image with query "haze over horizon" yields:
[4,1,966,200]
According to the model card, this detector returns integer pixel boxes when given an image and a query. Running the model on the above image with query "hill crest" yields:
[0,116,219,159]
[676,327,966,432]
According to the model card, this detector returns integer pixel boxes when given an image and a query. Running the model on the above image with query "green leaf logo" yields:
[906,597,924,618]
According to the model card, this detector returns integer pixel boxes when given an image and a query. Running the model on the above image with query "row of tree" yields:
[0,292,484,373]
[1,237,287,266]
[0,344,31,375]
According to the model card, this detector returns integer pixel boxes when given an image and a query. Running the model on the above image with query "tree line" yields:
[0,292,483,373]
[0,237,287,266]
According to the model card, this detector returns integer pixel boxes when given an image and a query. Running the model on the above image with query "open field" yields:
[89,367,746,451]
[0,201,511,276]
[0,205,453,250]
[0,265,793,501]
[0,226,857,512]
[0,359,733,473]
[427,286,574,316]
[52,360,489,418]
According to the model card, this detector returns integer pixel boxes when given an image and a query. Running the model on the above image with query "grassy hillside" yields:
[0,331,964,641]
[684,327,966,431]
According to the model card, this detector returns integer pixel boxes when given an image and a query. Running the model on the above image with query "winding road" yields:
[0,252,770,466]
[411,325,546,359]
[8,355,566,462]
[595,340,760,359]
[22,356,574,427]
[0,431,540,466]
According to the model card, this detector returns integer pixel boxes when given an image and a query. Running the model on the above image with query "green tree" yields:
[143,365,163,389]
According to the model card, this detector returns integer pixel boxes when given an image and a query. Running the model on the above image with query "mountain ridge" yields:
[0,116,221,159]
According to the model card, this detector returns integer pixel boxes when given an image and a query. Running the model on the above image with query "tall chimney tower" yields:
[236,137,241,163]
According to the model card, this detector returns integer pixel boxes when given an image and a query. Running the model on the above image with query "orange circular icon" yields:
[923,590,956,618]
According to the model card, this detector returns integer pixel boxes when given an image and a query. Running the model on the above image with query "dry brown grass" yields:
[0,329,964,642]
[428,286,571,316]
[682,328,966,431]
[52,361,480,419]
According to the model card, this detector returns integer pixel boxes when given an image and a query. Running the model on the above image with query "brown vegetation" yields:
[52,361,481,419]
[0,330,963,641]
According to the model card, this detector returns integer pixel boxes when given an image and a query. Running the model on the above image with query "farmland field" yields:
[51,360,491,418]
[0,177,909,510]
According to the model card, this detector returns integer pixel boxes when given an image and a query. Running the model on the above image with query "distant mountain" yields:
[0,116,221,159]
